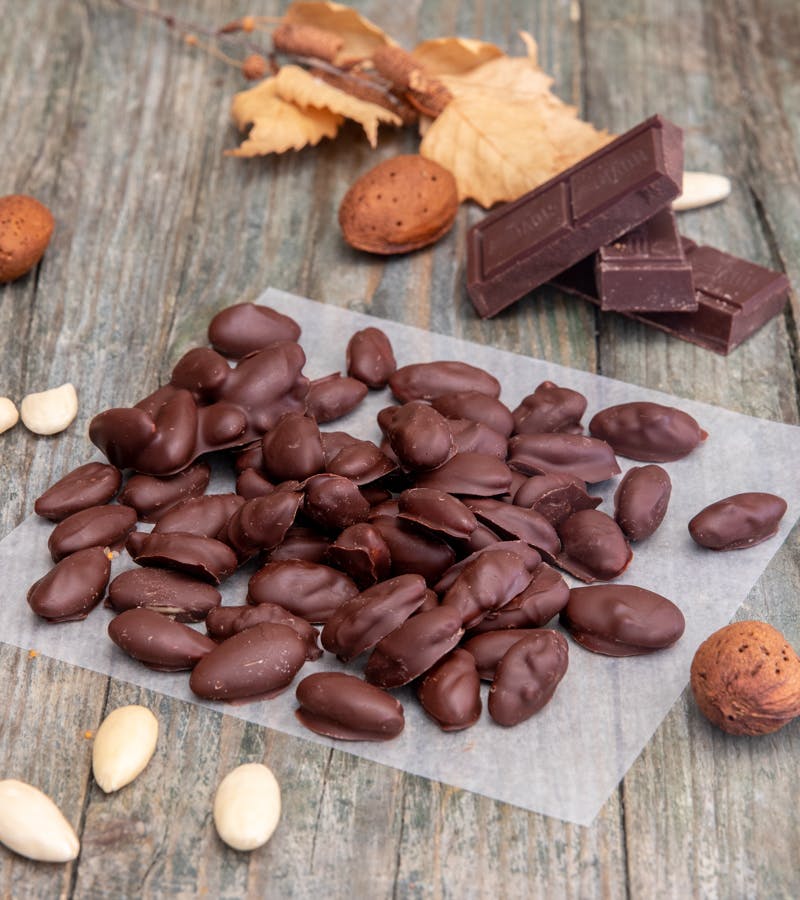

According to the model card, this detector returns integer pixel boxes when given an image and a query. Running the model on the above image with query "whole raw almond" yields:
[92,705,159,793]
[0,779,79,862]
[0,194,55,283]
[339,154,458,254]
[672,171,731,212]
[213,763,281,851]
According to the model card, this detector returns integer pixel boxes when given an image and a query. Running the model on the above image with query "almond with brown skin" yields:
[690,620,800,735]
[0,194,55,283]
[339,155,458,254]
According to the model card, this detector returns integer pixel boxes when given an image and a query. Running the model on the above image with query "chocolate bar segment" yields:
[595,208,696,312]
[467,116,683,318]
[551,240,790,355]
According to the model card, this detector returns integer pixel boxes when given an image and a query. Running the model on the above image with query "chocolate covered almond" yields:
[441,549,532,628]
[108,607,216,671]
[117,462,210,523]
[513,473,601,527]
[688,492,787,550]
[389,361,501,403]
[34,462,122,521]
[589,401,707,462]
[614,465,672,541]
[207,302,301,358]
[418,649,482,731]
[303,473,370,532]
[205,603,321,660]
[557,509,632,582]
[306,373,368,423]
[507,433,620,483]
[434,540,542,594]
[370,515,455,586]
[225,491,302,555]
[469,562,569,632]
[463,497,561,558]
[512,381,586,435]
[462,629,539,680]
[107,568,221,622]
[261,412,324,482]
[386,401,456,471]
[48,505,138,562]
[27,547,110,623]
[397,488,477,539]
[134,532,238,584]
[327,523,392,587]
[247,560,358,624]
[431,391,514,437]
[153,493,244,541]
[414,452,513,497]
[346,327,397,389]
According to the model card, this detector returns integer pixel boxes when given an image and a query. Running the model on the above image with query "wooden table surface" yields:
[2,1,799,897]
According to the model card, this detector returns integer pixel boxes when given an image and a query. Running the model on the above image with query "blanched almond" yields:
[0,779,79,862]
[213,763,281,851]
[0,397,19,434]
[92,705,159,793]
[20,383,78,435]
[672,171,731,211]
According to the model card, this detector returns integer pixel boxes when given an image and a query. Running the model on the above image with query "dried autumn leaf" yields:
[274,65,401,148]
[420,35,611,206]
[283,1,395,66]
[227,77,342,157]
[411,37,504,76]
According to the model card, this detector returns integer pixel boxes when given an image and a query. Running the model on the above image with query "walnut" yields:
[690,621,800,735]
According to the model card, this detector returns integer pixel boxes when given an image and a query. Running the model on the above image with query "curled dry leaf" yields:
[274,65,401,148]
[421,34,611,206]
[284,0,395,66]
[227,77,342,157]
[411,37,505,76]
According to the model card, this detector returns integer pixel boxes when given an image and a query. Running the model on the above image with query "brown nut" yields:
[0,194,55,283]
[338,155,458,254]
[690,620,800,735]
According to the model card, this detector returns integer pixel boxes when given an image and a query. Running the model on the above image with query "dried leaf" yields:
[411,37,504,76]
[420,36,611,206]
[274,65,401,147]
[283,1,395,66]
[227,78,342,157]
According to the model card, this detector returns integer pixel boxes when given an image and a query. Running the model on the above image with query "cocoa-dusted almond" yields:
[106,568,221,622]
[338,155,458,255]
[295,672,405,741]
[27,546,111,623]
[346,327,396,388]
[189,623,307,702]
[48,504,138,562]
[108,607,217,671]
[34,462,122,521]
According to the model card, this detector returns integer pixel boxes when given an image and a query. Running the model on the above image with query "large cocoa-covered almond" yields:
[303,473,370,532]
[48,505,137,562]
[117,462,210,522]
[107,568,221,622]
[34,462,122,521]
[512,381,587,435]
[262,412,324,482]
[463,497,561,558]
[225,491,302,555]
[295,672,405,741]
[462,629,540,680]
[507,433,620,483]
[108,607,216,671]
[557,509,632,582]
[208,303,301,358]
[339,155,458,254]
[190,623,307,701]
[27,547,110,623]
[327,523,391,587]
[469,562,569,633]
[389,361,501,403]
[153,493,244,541]
[370,515,455,586]
[442,549,532,628]
[415,452,512,497]
[589,401,707,462]
[346,327,396,388]
[688,492,787,551]
[397,488,477,539]
[431,391,514,437]
[247,560,358,624]
[418,649,482,731]
[306,374,368,424]
[385,401,455,471]
[614,464,672,541]
[205,603,321,660]
[434,540,542,594]
[513,473,601,527]
[134,532,238,584]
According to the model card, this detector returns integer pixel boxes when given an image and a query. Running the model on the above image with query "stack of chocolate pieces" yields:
[466,115,790,354]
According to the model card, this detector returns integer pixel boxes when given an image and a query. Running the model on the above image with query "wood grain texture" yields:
[0,0,797,897]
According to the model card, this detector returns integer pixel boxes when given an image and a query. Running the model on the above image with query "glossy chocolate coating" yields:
[303,473,370,532]
[34,462,122,521]
[268,527,331,564]
[447,419,508,459]
[205,603,321,660]
[463,497,561,559]
[507,433,621,483]
[561,584,685,655]
[370,515,455,587]
[434,541,542,594]
[153,493,244,542]
[233,441,265,474]
[469,562,569,632]
[512,381,587,435]
[364,606,464,688]
[385,401,456,471]
[108,607,216,672]
[589,401,707,462]
[415,452,513,497]
[431,391,514,438]
[295,672,404,741]
[236,467,275,499]
[89,342,309,476]
[207,302,301,358]
[225,491,302,555]
[306,373,368,423]
[117,462,210,523]
[247,559,359,624]
[389,361,501,403]
[48,504,138,562]
[418,649,482,731]
[441,549,532,628]
[321,573,428,661]
[261,412,324,482]
[513,473,601,526]
[454,522,501,554]
[189,623,307,701]
[134,532,238,584]
[462,629,539,680]
[327,523,392,587]
[488,630,569,726]
[688,492,787,551]
[397,488,477,539]
[324,437,397,485]
[346,327,397,389]
[107,568,221,622]
[614,465,671,541]
[557,509,632,582]
[27,546,110,623]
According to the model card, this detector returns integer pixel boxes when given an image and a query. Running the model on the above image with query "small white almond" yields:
[673,171,732,211]
[92,705,159,793]
[213,763,281,852]
[0,779,80,862]
[0,397,19,434]
[20,383,78,435]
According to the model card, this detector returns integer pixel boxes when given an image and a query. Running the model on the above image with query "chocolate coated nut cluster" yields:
[27,300,787,745]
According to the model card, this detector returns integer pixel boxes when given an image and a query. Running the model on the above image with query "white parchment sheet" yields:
[2,287,800,826]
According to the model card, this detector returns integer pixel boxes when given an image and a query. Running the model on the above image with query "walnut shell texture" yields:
[690,620,800,735]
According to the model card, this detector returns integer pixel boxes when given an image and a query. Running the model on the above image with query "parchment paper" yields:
[2,287,799,826]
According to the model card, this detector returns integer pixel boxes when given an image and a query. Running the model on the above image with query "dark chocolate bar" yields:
[467,115,683,318]
[595,208,696,312]
[551,240,790,355]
